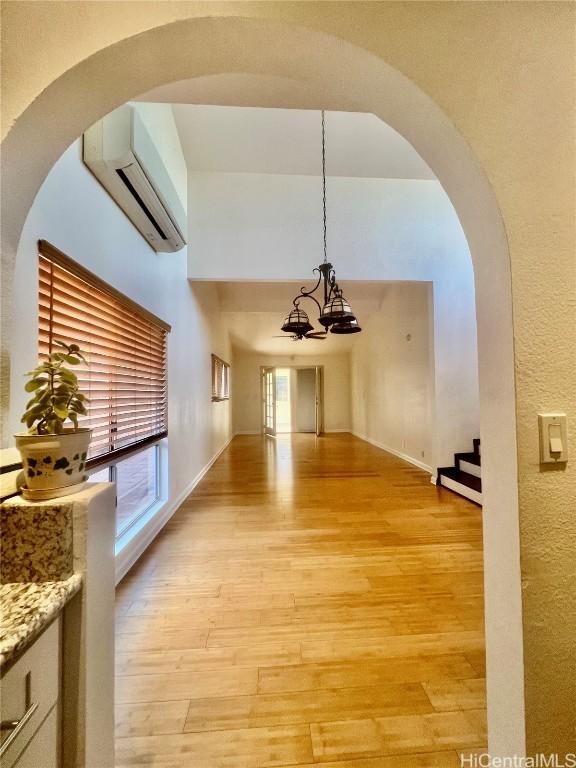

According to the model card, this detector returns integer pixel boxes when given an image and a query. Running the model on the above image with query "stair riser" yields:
[440,475,483,505]
[458,459,481,478]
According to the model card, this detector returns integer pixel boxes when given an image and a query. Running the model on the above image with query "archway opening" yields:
[0,15,524,757]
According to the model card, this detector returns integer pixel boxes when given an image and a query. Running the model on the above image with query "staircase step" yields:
[455,452,481,478]
[473,438,481,457]
[438,467,482,505]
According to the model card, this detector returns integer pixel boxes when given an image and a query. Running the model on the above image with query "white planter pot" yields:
[14,429,92,495]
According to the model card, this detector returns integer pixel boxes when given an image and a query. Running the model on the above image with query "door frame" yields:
[260,365,324,436]
[261,366,276,436]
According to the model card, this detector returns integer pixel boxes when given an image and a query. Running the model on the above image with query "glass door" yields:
[262,367,276,436]
[274,368,292,433]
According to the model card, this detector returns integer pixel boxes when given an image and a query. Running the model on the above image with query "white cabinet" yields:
[0,619,61,768]
[8,709,58,768]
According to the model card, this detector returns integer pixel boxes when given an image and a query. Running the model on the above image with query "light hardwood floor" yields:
[115,433,486,767]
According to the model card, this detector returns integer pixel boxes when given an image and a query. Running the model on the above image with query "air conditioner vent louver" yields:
[83,106,187,253]
[116,167,168,241]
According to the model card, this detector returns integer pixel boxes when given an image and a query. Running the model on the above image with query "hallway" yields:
[115,433,486,766]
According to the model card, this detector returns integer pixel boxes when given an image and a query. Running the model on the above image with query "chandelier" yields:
[280,111,361,341]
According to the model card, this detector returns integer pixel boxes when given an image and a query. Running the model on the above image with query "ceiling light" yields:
[330,318,362,334]
[319,292,356,328]
[281,306,314,336]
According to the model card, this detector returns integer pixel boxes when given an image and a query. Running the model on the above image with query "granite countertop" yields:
[0,575,82,668]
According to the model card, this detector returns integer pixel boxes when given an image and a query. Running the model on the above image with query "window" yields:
[89,446,160,538]
[211,354,230,401]
[38,240,171,468]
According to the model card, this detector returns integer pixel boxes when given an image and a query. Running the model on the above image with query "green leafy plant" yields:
[22,341,89,434]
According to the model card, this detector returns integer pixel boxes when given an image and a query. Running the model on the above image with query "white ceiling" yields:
[212,280,419,356]
[171,105,434,179]
[223,312,352,356]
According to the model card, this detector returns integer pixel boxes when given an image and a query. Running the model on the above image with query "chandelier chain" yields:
[279,109,361,338]
[322,110,327,264]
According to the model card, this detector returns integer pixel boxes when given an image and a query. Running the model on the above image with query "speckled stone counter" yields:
[0,575,82,667]
[0,502,73,582]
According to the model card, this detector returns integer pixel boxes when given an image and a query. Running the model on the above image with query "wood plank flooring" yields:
[115,433,486,767]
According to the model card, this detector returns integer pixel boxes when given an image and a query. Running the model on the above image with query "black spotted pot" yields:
[14,429,92,496]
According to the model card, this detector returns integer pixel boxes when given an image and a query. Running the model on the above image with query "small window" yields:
[211,354,230,401]
[89,445,160,539]
[115,446,160,536]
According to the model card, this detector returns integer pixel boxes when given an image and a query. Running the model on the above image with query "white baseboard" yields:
[324,429,352,433]
[351,430,433,474]
[234,429,352,435]
[115,433,235,584]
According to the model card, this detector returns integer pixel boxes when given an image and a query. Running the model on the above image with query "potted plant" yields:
[15,341,91,497]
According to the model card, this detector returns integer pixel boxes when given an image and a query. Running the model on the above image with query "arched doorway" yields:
[0,16,524,757]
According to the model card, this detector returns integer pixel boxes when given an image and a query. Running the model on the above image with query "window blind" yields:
[211,354,230,401]
[38,240,170,467]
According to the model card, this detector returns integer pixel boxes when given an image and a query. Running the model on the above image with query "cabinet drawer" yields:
[0,618,60,768]
[11,707,58,768]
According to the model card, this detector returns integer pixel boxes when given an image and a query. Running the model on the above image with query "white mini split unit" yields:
[83,105,187,253]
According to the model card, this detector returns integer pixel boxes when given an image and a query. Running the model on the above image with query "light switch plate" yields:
[538,413,568,464]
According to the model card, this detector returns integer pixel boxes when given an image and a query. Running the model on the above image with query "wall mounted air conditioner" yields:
[83,105,187,253]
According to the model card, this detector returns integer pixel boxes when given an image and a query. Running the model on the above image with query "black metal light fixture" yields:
[280,306,314,336]
[280,111,361,341]
[330,318,362,335]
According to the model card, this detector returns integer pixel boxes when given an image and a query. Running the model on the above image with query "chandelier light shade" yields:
[319,291,356,327]
[281,306,314,335]
[279,111,362,341]
[330,318,362,334]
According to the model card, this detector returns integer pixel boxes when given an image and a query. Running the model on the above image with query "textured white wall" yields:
[232,352,350,434]
[10,134,231,526]
[6,5,575,754]
[351,283,434,470]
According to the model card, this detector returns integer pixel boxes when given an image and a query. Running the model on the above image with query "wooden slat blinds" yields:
[38,241,170,467]
[211,354,230,402]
